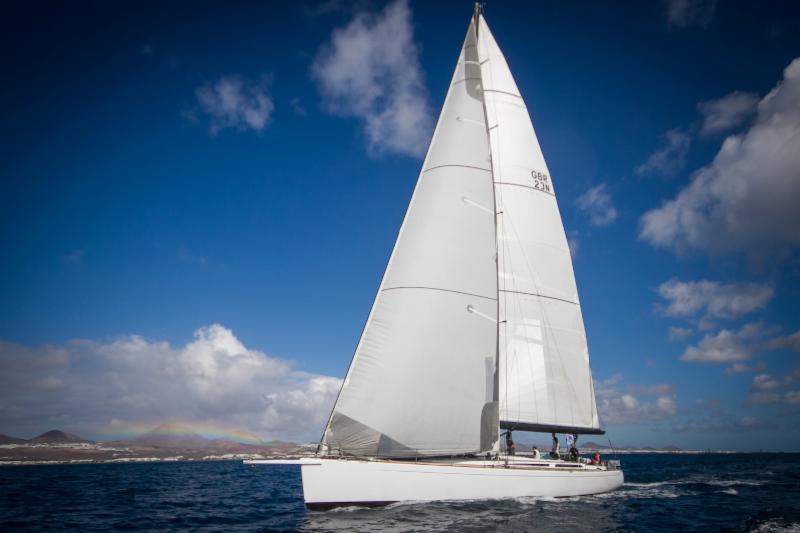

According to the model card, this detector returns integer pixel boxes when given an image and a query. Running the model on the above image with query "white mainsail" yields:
[321,18,499,458]
[476,17,601,434]
[321,9,601,459]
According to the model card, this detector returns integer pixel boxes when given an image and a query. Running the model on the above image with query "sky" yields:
[1,0,799,450]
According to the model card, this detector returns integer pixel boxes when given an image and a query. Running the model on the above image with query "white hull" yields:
[246,457,623,509]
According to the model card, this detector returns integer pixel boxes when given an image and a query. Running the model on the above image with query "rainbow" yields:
[94,420,268,445]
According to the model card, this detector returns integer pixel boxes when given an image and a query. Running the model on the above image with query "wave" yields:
[705,479,764,487]
[749,519,800,532]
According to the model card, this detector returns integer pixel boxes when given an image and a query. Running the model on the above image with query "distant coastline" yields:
[0,426,316,466]
[1,428,771,465]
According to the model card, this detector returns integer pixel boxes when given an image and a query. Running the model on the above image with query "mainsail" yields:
[321,7,601,459]
[321,18,499,458]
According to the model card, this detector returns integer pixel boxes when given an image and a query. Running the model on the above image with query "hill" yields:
[0,433,27,444]
[29,430,93,444]
[126,423,213,449]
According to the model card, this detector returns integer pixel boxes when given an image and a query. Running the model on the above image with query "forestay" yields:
[476,15,602,434]
[321,19,499,458]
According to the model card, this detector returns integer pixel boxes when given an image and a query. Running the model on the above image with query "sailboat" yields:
[246,4,623,508]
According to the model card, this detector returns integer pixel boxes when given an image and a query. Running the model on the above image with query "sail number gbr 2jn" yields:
[531,170,552,194]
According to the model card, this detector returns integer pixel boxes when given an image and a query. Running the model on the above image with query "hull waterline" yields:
[246,457,624,509]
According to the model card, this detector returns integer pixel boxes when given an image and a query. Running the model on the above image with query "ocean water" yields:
[1,454,799,532]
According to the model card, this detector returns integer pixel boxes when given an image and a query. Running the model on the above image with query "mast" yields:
[473,2,483,30]
[474,1,501,453]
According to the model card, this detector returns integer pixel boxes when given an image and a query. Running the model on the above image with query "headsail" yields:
[476,14,602,435]
[321,18,499,458]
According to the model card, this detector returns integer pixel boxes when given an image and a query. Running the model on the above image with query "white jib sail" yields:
[477,15,601,434]
[321,19,499,458]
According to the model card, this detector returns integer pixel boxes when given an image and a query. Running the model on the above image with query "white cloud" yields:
[724,363,754,375]
[595,374,678,425]
[0,325,341,442]
[751,369,800,391]
[193,75,275,135]
[668,326,693,341]
[576,183,618,226]
[665,0,718,29]
[635,128,692,177]
[680,322,769,363]
[752,374,787,391]
[640,58,800,256]
[310,0,433,157]
[746,369,800,406]
[767,330,800,352]
[698,91,759,136]
[657,279,774,321]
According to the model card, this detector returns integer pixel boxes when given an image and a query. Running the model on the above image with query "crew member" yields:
[550,433,560,459]
[505,430,516,456]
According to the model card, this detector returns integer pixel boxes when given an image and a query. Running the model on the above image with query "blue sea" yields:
[1,454,799,532]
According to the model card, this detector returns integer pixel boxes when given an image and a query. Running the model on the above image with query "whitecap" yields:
[705,479,764,487]
[749,519,800,532]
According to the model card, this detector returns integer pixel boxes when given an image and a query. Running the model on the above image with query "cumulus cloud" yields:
[680,322,772,363]
[698,91,759,136]
[640,58,800,256]
[767,330,800,352]
[665,0,718,29]
[656,279,774,324]
[745,369,800,406]
[311,0,433,157]
[193,75,275,135]
[0,325,341,442]
[595,374,678,425]
[575,183,618,226]
[635,128,692,178]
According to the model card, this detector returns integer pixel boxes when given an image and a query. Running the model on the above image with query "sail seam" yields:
[452,77,482,86]
[498,289,579,306]
[495,181,556,196]
[423,164,492,173]
[382,286,497,301]
[482,88,522,99]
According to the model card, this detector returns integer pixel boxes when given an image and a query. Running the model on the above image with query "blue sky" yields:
[1,0,799,450]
